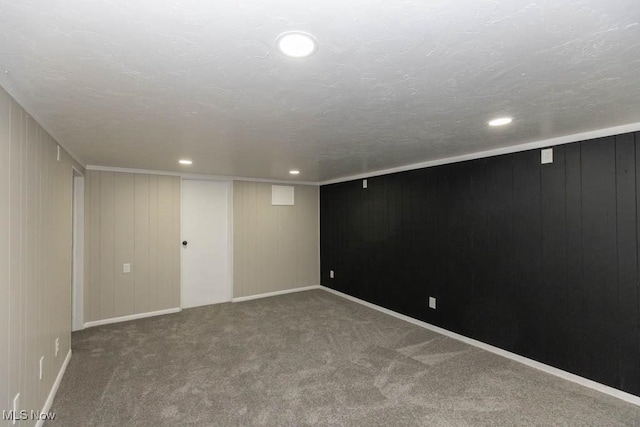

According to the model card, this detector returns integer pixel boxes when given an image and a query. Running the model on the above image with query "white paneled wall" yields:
[84,171,181,323]
[233,181,319,298]
[0,86,79,426]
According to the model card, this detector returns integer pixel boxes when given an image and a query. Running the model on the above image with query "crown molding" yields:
[85,165,319,186]
[319,121,640,185]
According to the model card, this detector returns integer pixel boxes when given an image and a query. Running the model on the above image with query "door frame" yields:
[72,168,85,331]
[180,178,234,307]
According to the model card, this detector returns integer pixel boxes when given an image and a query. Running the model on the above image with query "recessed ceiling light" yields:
[289,170,300,175]
[488,117,513,127]
[179,159,193,165]
[276,32,318,58]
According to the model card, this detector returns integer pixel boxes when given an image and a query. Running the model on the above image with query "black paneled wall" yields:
[320,133,640,396]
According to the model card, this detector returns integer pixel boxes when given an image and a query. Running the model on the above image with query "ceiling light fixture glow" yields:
[276,31,318,58]
[488,117,513,127]
[179,159,193,165]
[289,170,300,175]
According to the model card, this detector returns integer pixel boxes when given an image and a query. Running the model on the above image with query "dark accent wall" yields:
[320,133,640,396]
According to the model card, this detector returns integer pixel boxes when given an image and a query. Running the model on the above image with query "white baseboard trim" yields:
[36,349,72,427]
[320,286,640,407]
[232,285,322,303]
[83,307,181,328]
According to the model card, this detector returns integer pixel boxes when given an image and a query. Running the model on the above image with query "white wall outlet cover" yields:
[429,297,437,309]
[123,263,131,273]
[330,270,334,279]
[363,179,368,189]
[541,148,553,164]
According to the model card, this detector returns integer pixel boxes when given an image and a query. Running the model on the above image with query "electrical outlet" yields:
[363,179,368,189]
[123,263,131,273]
[39,356,44,380]
[12,393,19,425]
[329,270,334,279]
[55,338,59,357]
[541,148,553,164]
[429,297,436,310]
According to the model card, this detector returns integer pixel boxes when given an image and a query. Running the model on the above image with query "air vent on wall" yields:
[272,185,294,206]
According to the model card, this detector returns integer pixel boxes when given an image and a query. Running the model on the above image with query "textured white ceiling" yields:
[1,0,640,182]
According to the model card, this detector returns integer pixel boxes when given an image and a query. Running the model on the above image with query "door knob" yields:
[182,240,188,247]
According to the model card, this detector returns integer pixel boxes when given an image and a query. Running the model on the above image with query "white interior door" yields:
[181,179,231,308]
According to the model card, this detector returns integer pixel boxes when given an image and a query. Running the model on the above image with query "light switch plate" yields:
[429,297,436,309]
[123,263,131,273]
[541,148,553,164]
[330,270,334,279]
[363,179,368,189]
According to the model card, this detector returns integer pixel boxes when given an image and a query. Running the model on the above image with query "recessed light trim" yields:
[179,159,193,165]
[488,117,513,127]
[289,170,300,175]
[276,31,318,58]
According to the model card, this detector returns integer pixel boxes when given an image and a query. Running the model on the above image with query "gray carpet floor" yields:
[48,289,640,426]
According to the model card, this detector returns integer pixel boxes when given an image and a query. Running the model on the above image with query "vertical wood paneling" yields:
[1,86,76,426]
[233,182,319,298]
[509,151,542,360]
[465,160,489,340]
[19,110,28,412]
[320,133,640,396]
[540,146,568,369]
[295,186,320,288]
[21,110,31,416]
[156,176,173,309]
[483,155,516,351]
[8,98,23,415]
[36,126,46,399]
[278,195,297,291]
[0,86,11,416]
[233,183,244,295]
[24,115,37,413]
[252,183,266,292]
[581,137,619,388]
[148,175,159,310]
[238,182,249,296]
[447,165,468,332]
[245,182,254,297]
[87,172,101,320]
[113,173,134,317]
[564,143,584,376]
[319,185,332,288]
[42,134,53,389]
[258,183,274,291]
[134,175,150,313]
[99,172,115,320]
[85,172,180,321]
[172,177,181,306]
[56,132,71,390]
[616,133,639,395]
